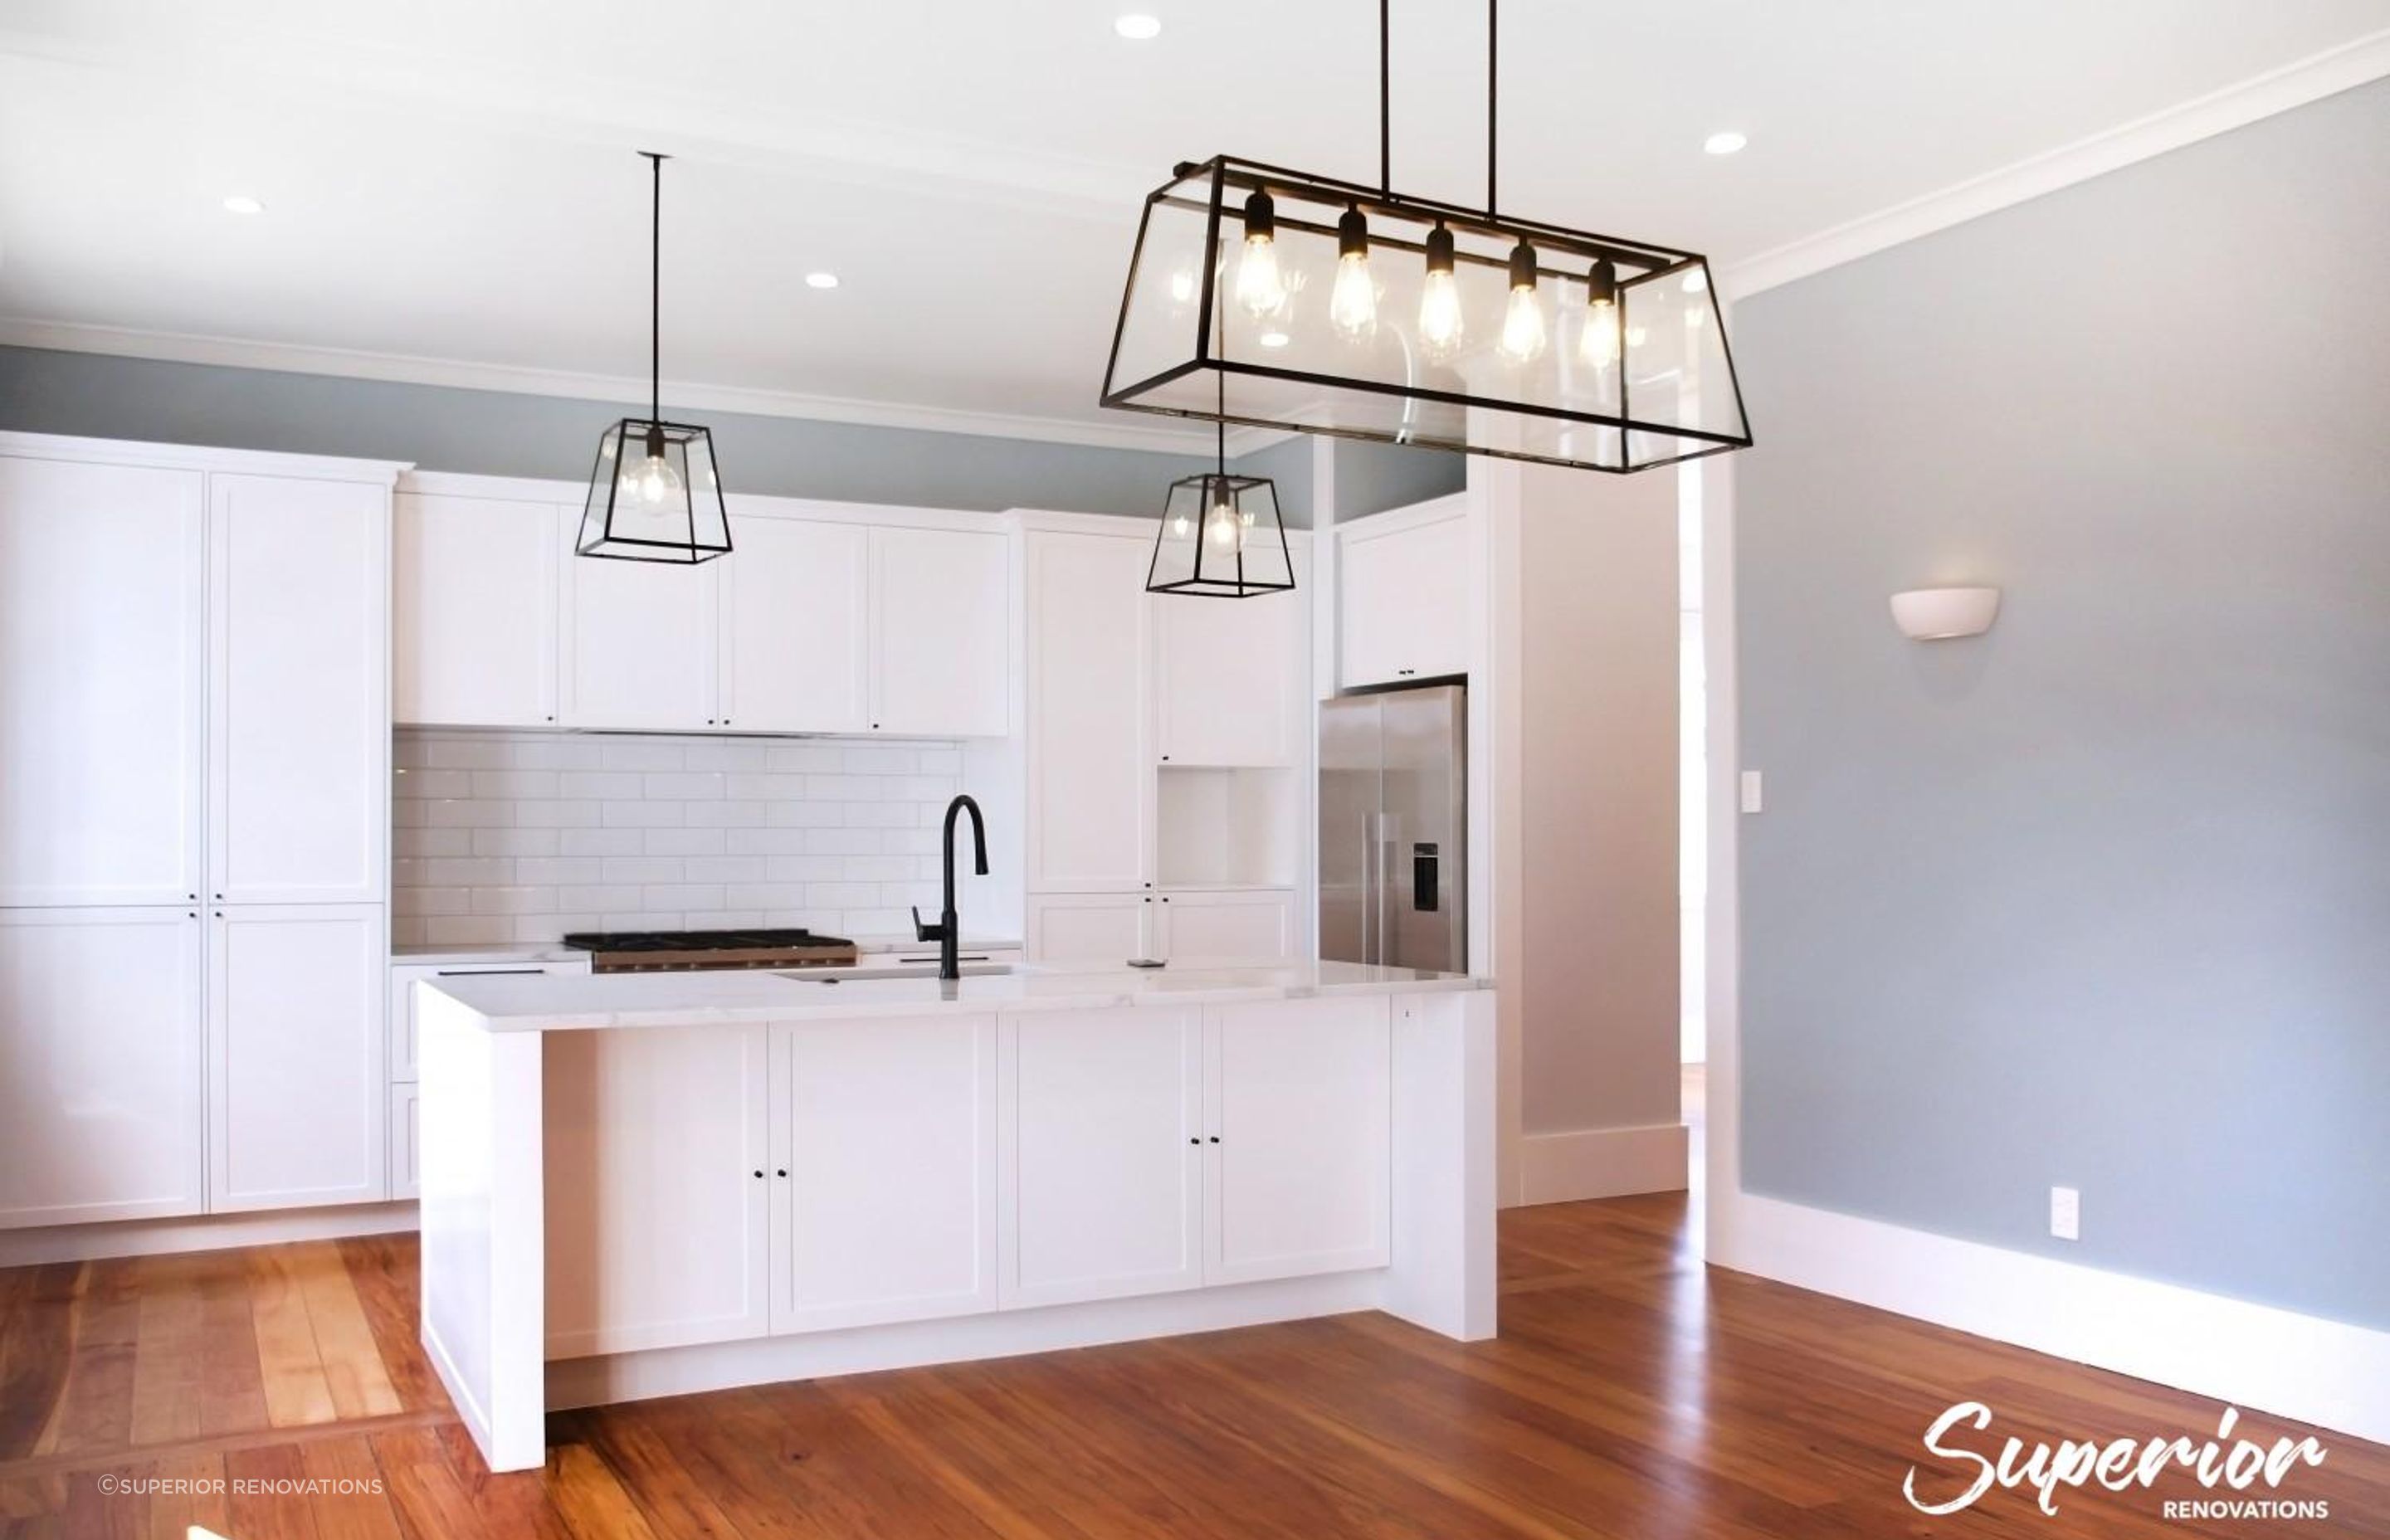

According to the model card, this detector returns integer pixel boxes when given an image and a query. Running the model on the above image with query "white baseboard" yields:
[1713,1192,2390,1448]
[0,1201,418,1266]
[547,1270,1387,1411]
[1517,1121,1688,1205]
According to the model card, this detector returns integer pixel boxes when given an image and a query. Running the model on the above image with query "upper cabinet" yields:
[557,505,721,732]
[209,473,389,904]
[1154,556,1305,768]
[0,457,204,906]
[869,525,1010,738]
[393,493,559,728]
[390,490,1012,739]
[718,514,869,734]
[1025,529,1152,892]
[1338,501,1470,690]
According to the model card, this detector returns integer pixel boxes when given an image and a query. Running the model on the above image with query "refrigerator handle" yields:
[1377,811,1400,967]
[1359,811,1377,965]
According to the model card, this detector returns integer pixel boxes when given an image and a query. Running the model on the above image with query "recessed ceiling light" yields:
[222,194,265,215]
[1115,13,1162,39]
[804,271,840,290]
[1702,131,1748,157]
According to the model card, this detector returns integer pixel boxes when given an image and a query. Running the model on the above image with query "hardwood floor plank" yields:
[34,1261,139,1460]
[299,1435,406,1540]
[285,1244,402,1421]
[0,1265,80,1461]
[193,1249,271,1440]
[124,1255,205,1450]
[331,1236,440,1413]
[224,1444,322,1540]
[246,1247,338,1430]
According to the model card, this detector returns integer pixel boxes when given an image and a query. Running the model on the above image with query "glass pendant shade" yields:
[1146,471,1294,598]
[578,419,731,563]
[1102,158,1752,473]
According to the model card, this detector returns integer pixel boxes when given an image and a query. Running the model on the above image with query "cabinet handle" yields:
[437,967,544,977]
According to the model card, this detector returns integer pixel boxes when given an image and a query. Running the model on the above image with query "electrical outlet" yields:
[2050,1186,2080,1241]
[1740,770,1764,813]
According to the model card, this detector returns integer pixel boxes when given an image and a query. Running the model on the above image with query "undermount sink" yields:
[778,963,1021,983]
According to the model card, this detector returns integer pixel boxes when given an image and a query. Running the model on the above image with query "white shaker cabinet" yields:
[207,904,385,1211]
[868,525,1009,738]
[1157,889,1297,966]
[558,506,719,731]
[717,514,870,733]
[209,474,389,904]
[544,1022,773,1357]
[1154,568,1305,768]
[1024,529,1152,891]
[770,1013,999,1333]
[1337,504,1469,690]
[0,908,205,1228]
[1001,1006,1203,1309]
[0,457,205,907]
[1204,997,1392,1285]
[393,492,559,727]
[1024,892,1153,966]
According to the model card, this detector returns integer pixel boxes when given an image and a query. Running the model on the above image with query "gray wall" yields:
[1334,437,1466,519]
[1736,80,2390,1330]
[0,344,1236,520]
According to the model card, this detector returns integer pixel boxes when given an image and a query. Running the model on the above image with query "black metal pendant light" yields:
[1145,367,1295,599]
[578,151,732,563]
[1101,1,1752,475]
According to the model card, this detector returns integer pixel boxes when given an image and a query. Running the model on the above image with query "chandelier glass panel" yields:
[1103,158,1749,473]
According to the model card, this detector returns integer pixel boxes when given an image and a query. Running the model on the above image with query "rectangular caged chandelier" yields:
[1100,5,1752,475]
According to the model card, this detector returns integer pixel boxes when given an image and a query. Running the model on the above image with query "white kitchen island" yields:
[415,961,1495,1473]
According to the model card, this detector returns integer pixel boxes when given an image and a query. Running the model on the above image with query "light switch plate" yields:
[2050,1185,2080,1241]
[1739,770,1764,813]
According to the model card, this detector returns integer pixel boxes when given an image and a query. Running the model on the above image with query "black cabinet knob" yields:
[775,1168,788,1178]
[1188,1137,1199,1146]
[751,1169,763,1179]
[1207,1135,1220,1143]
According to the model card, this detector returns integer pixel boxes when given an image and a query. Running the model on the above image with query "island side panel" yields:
[417,987,549,1473]
[1385,987,1498,1339]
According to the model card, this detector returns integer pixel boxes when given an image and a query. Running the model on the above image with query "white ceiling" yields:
[1,0,2384,447]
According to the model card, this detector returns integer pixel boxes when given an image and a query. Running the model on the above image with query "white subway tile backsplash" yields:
[397,728,972,943]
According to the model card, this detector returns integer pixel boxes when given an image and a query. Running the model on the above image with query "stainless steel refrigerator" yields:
[1319,684,1466,972]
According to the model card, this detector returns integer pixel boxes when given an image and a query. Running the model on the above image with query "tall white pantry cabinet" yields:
[0,436,399,1228]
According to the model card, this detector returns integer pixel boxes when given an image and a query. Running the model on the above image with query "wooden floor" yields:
[2,1198,2382,1538]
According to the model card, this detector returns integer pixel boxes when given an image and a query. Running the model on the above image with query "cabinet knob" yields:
[1188,1137,1200,1146]
[1208,1135,1221,1143]
[751,1169,763,1179]
[775,1168,788,1178]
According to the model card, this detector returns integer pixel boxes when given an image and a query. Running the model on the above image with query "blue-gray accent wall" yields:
[1735,79,2390,1330]
[0,344,1244,520]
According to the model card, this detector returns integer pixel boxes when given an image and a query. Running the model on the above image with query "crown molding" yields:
[1724,27,2390,298]
[0,318,1213,458]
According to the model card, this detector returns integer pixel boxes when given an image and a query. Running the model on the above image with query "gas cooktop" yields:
[562,928,861,972]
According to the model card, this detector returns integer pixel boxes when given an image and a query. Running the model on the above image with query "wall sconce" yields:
[1891,587,2001,641]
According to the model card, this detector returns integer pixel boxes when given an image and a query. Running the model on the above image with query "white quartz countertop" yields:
[422,960,1488,1032]
[392,943,590,967]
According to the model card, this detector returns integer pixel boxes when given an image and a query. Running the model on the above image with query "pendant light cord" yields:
[643,150,666,426]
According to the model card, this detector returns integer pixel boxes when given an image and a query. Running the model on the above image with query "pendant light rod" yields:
[641,149,667,427]
[1485,0,1498,220]
[1378,0,1391,197]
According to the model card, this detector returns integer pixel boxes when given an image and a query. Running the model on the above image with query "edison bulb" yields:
[1206,500,1243,550]
[620,452,683,508]
[1417,270,1464,359]
[1234,234,1285,319]
[1329,251,1377,341]
[1579,300,1619,366]
[1168,267,1197,305]
[1498,283,1548,364]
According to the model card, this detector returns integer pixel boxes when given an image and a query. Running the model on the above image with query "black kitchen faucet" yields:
[912,794,989,981]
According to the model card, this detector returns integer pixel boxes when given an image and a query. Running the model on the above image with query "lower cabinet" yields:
[389,1083,420,1201]
[389,957,589,1202]
[544,1024,773,1357]
[543,997,1390,1355]
[771,1013,999,1333]
[0,908,205,1229]
[207,904,385,1213]
[1024,891,1153,966]
[1206,997,1393,1284]
[1001,1006,1204,1309]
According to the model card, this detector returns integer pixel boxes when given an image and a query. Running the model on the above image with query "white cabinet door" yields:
[718,514,869,733]
[1002,1007,1203,1309]
[393,493,558,727]
[1158,889,1296,966]
[207,904,385,1211]
[544,1023,771,1357]
[1338,511,1468,690]
[0,908,204,1228]
[209,475,388,904]
[1154,575,1304,768]
[1024,892,1152,967]
[389,958,589,1084]
[0,459,204,906]
[390,1082,420,1202]
[1204,997,1393,1285]
[558,506,719,730]
[771,1014,998,1333]
[869,525,1009,737]
[1025,531,1151,890]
